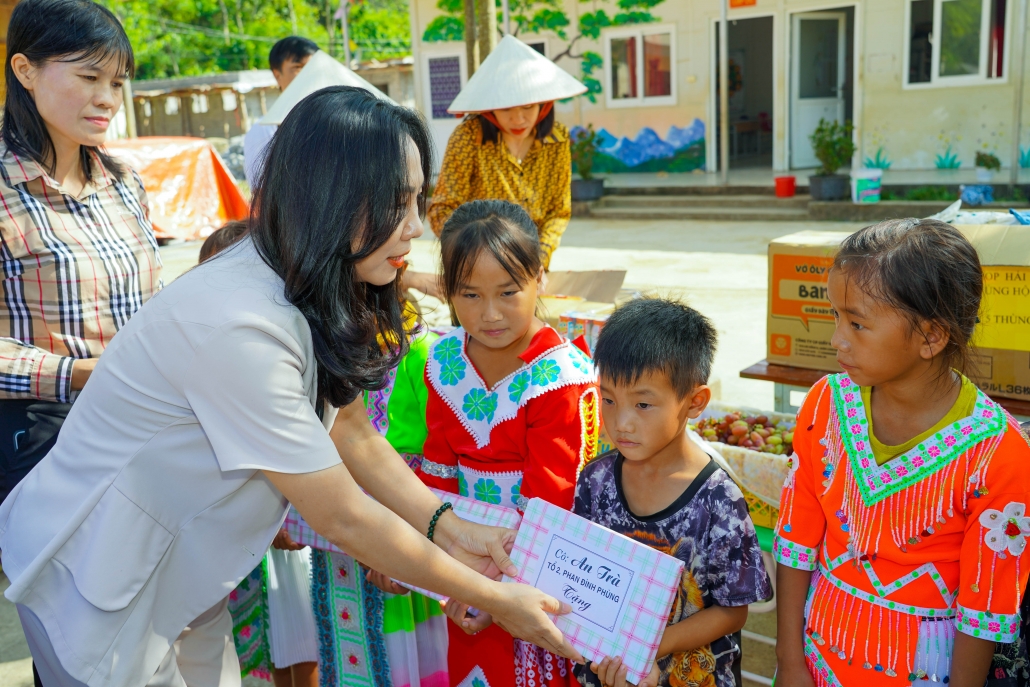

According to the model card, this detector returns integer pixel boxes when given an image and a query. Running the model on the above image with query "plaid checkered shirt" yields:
[0,144,162,403]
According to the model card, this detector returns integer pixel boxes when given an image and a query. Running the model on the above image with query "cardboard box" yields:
[767,227,1030,401]
[558,307,612,354]
[767,231,846,371]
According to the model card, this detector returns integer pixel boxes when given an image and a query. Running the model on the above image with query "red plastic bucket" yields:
[775,175,796,198]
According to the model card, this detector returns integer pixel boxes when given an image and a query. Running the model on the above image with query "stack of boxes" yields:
[767,228,1030,403]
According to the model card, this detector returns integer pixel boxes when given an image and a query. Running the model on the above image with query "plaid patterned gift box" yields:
[283,488,523,600]
[504,498,684,684]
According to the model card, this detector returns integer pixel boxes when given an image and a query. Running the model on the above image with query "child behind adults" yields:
[575,299,772,687]
[202,219,320,687]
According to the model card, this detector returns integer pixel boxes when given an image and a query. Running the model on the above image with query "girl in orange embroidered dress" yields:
[774,219,1030,687]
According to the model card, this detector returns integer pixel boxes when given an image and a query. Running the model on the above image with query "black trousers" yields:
[0,399,71,504]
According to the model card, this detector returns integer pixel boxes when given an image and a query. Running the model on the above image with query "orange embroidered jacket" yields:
[776,374,1030,686]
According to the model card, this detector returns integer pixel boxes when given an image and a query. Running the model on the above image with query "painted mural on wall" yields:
[422,0,666,102]
[571,120,706,174]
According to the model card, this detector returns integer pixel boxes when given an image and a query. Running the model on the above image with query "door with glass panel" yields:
[790,12,846,169]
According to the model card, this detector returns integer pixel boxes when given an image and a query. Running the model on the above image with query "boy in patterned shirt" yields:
[574,299,772,687]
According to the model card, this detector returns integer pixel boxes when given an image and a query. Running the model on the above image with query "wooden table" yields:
[741,359,1030,419]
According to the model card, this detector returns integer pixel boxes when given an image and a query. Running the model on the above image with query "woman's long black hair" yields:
[3,0,134,180]
[251,86,433,408]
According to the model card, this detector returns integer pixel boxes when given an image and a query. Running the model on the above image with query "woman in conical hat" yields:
[421,36,585,283]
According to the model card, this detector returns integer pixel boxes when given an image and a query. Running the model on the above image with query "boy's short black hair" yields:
[593,298,717,398]
[269,36,319,72]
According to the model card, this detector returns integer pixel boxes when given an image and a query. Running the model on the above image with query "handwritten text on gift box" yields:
[534,535,635,633]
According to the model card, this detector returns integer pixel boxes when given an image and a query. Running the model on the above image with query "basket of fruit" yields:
[690,402,796,529]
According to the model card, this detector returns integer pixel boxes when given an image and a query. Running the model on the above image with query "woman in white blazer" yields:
[0,84,581,687]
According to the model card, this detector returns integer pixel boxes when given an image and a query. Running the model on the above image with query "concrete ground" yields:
[0,217,865,685]
[600,166,1030,189]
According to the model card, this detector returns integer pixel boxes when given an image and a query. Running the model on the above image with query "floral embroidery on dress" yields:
[532,359,561,386]
[440,358,467,386]
[474,478,502,504]
[981,502,1030,556]
[434,337,462,362]
[458,465,523,512]
[511,478,524,508]
[427,327,596,448]
[783,451,801,490]
[570,350,591,373]
[463,388,498,422]
[508,371,530,403]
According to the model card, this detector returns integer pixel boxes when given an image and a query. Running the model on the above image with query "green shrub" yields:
[810,119,856,176]
[975,151,1001,171]
[571,125,600,181]
[905,186,955,201]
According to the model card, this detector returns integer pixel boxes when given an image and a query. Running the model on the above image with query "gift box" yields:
[557,309,611,355]
[505,498,684,685]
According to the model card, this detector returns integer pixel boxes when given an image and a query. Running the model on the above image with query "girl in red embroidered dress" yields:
[417,200,599,687]
[775,219,1030,687]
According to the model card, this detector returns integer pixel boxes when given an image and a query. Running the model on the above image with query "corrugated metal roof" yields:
[133,70,279,96]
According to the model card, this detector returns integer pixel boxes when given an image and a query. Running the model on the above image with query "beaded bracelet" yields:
[427,502,453,543]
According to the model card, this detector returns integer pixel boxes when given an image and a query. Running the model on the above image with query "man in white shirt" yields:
[243,36,318,185]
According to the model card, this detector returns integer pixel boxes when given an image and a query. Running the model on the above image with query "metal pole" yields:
[502,0,510,35]
[1011,0,1028,187]
[123,79,137,138]
[342,1,352,66]
[719,0,730,185]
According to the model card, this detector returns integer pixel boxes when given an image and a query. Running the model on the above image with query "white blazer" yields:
[0,237,340,687]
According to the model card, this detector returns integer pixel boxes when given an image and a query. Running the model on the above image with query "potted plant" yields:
[571,125,605,201]
[975,150,1001,183]
[808,118,856,201]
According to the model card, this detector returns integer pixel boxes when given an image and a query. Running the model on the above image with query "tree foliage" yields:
[101,0,411,80]
[421,0,664,102]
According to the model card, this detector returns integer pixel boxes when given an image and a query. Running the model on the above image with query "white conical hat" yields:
[447,35,586,113]
[259,50,393,125]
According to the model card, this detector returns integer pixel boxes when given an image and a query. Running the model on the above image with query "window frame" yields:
[903,0,1011,89]
[527,40,548,58]
[603,23,678,109]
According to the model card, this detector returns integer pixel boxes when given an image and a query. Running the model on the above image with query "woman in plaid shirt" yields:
[0,0,161,503]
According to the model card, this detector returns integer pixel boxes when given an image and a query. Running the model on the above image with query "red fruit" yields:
[730,420,750,436]
[742,439,754,448]
[757,428,771,438]
[727,435,740,445]
[756,415,769,425]
[750,432,765,447]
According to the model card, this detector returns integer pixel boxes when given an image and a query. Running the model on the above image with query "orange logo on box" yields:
[771,334,792,356]
[730,0,757,6]
[771,254,836,330]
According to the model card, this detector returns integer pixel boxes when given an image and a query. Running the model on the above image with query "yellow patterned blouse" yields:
[427,116,571,269]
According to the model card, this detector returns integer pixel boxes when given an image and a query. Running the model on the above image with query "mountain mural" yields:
[572,119,706,174]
